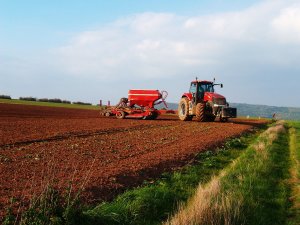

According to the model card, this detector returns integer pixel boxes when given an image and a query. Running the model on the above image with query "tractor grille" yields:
[213,97,226,106]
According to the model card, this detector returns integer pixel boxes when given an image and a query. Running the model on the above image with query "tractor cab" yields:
[189,81,215,104]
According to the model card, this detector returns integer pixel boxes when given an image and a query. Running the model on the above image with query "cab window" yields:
[189,83,196,93]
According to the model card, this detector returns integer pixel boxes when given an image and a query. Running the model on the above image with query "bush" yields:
[0,95,11,99]
[72,101,92,105]
[62,100,71,104]
[38,98,49,102]
[19,97,37,101]
[38,98,71,104]
[48,98,62,103]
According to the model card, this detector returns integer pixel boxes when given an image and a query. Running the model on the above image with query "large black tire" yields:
[207,115,216,122]
[186,116,193,121]
[195,102,206,122]
[178,98,190,121]
[206,101,215,122]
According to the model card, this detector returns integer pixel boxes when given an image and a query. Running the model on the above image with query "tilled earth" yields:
[0,103,267,219]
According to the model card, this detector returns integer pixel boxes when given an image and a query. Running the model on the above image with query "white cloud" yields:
[271,4,300,43]
[52,0,300,82]
[129,12,176,35]
[53,14,222,80]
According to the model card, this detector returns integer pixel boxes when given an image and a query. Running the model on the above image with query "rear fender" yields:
[182,93,192,101]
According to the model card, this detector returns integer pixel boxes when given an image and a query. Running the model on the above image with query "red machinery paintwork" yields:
[182,93,192,101]
[191,80,212,83]
[181,92,225,102]
[128,90,162,108]
[203,92,226,102]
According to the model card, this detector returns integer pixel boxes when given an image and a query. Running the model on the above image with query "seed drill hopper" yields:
[100,90,173,119]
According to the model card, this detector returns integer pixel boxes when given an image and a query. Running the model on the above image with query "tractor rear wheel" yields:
[178,98,190,121]
[195,102,205,122]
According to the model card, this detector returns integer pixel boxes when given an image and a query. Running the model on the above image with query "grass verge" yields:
[0,99,100,110]
[288,121,300,224]
[166,121,291,225]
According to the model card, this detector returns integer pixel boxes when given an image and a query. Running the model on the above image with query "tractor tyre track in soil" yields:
[0,103,268,219]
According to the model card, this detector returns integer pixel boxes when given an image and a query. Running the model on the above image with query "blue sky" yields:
[1,0,300,107]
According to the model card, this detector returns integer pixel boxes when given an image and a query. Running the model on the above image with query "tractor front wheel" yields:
[207,115,216,122]
[195,102,206,122]
[178,98,190,121]
[186,116,193,121]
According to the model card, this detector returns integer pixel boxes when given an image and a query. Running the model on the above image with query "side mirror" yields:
[221,84,223,88]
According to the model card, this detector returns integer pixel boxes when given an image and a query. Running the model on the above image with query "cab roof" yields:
[191,80,213,83]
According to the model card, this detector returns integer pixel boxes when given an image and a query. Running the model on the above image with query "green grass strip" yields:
[165,122,291,225]
[288,121,300,224]
[220,122,291,225]
[0,98,100,110]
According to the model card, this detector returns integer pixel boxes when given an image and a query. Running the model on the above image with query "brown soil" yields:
[0,103,268,219]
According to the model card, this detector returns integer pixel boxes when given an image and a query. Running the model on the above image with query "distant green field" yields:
[0,98,100,110]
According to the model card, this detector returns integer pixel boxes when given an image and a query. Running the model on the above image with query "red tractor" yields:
[178,78,237,122]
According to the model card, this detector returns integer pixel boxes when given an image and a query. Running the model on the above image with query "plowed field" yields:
[0,103,267,219]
